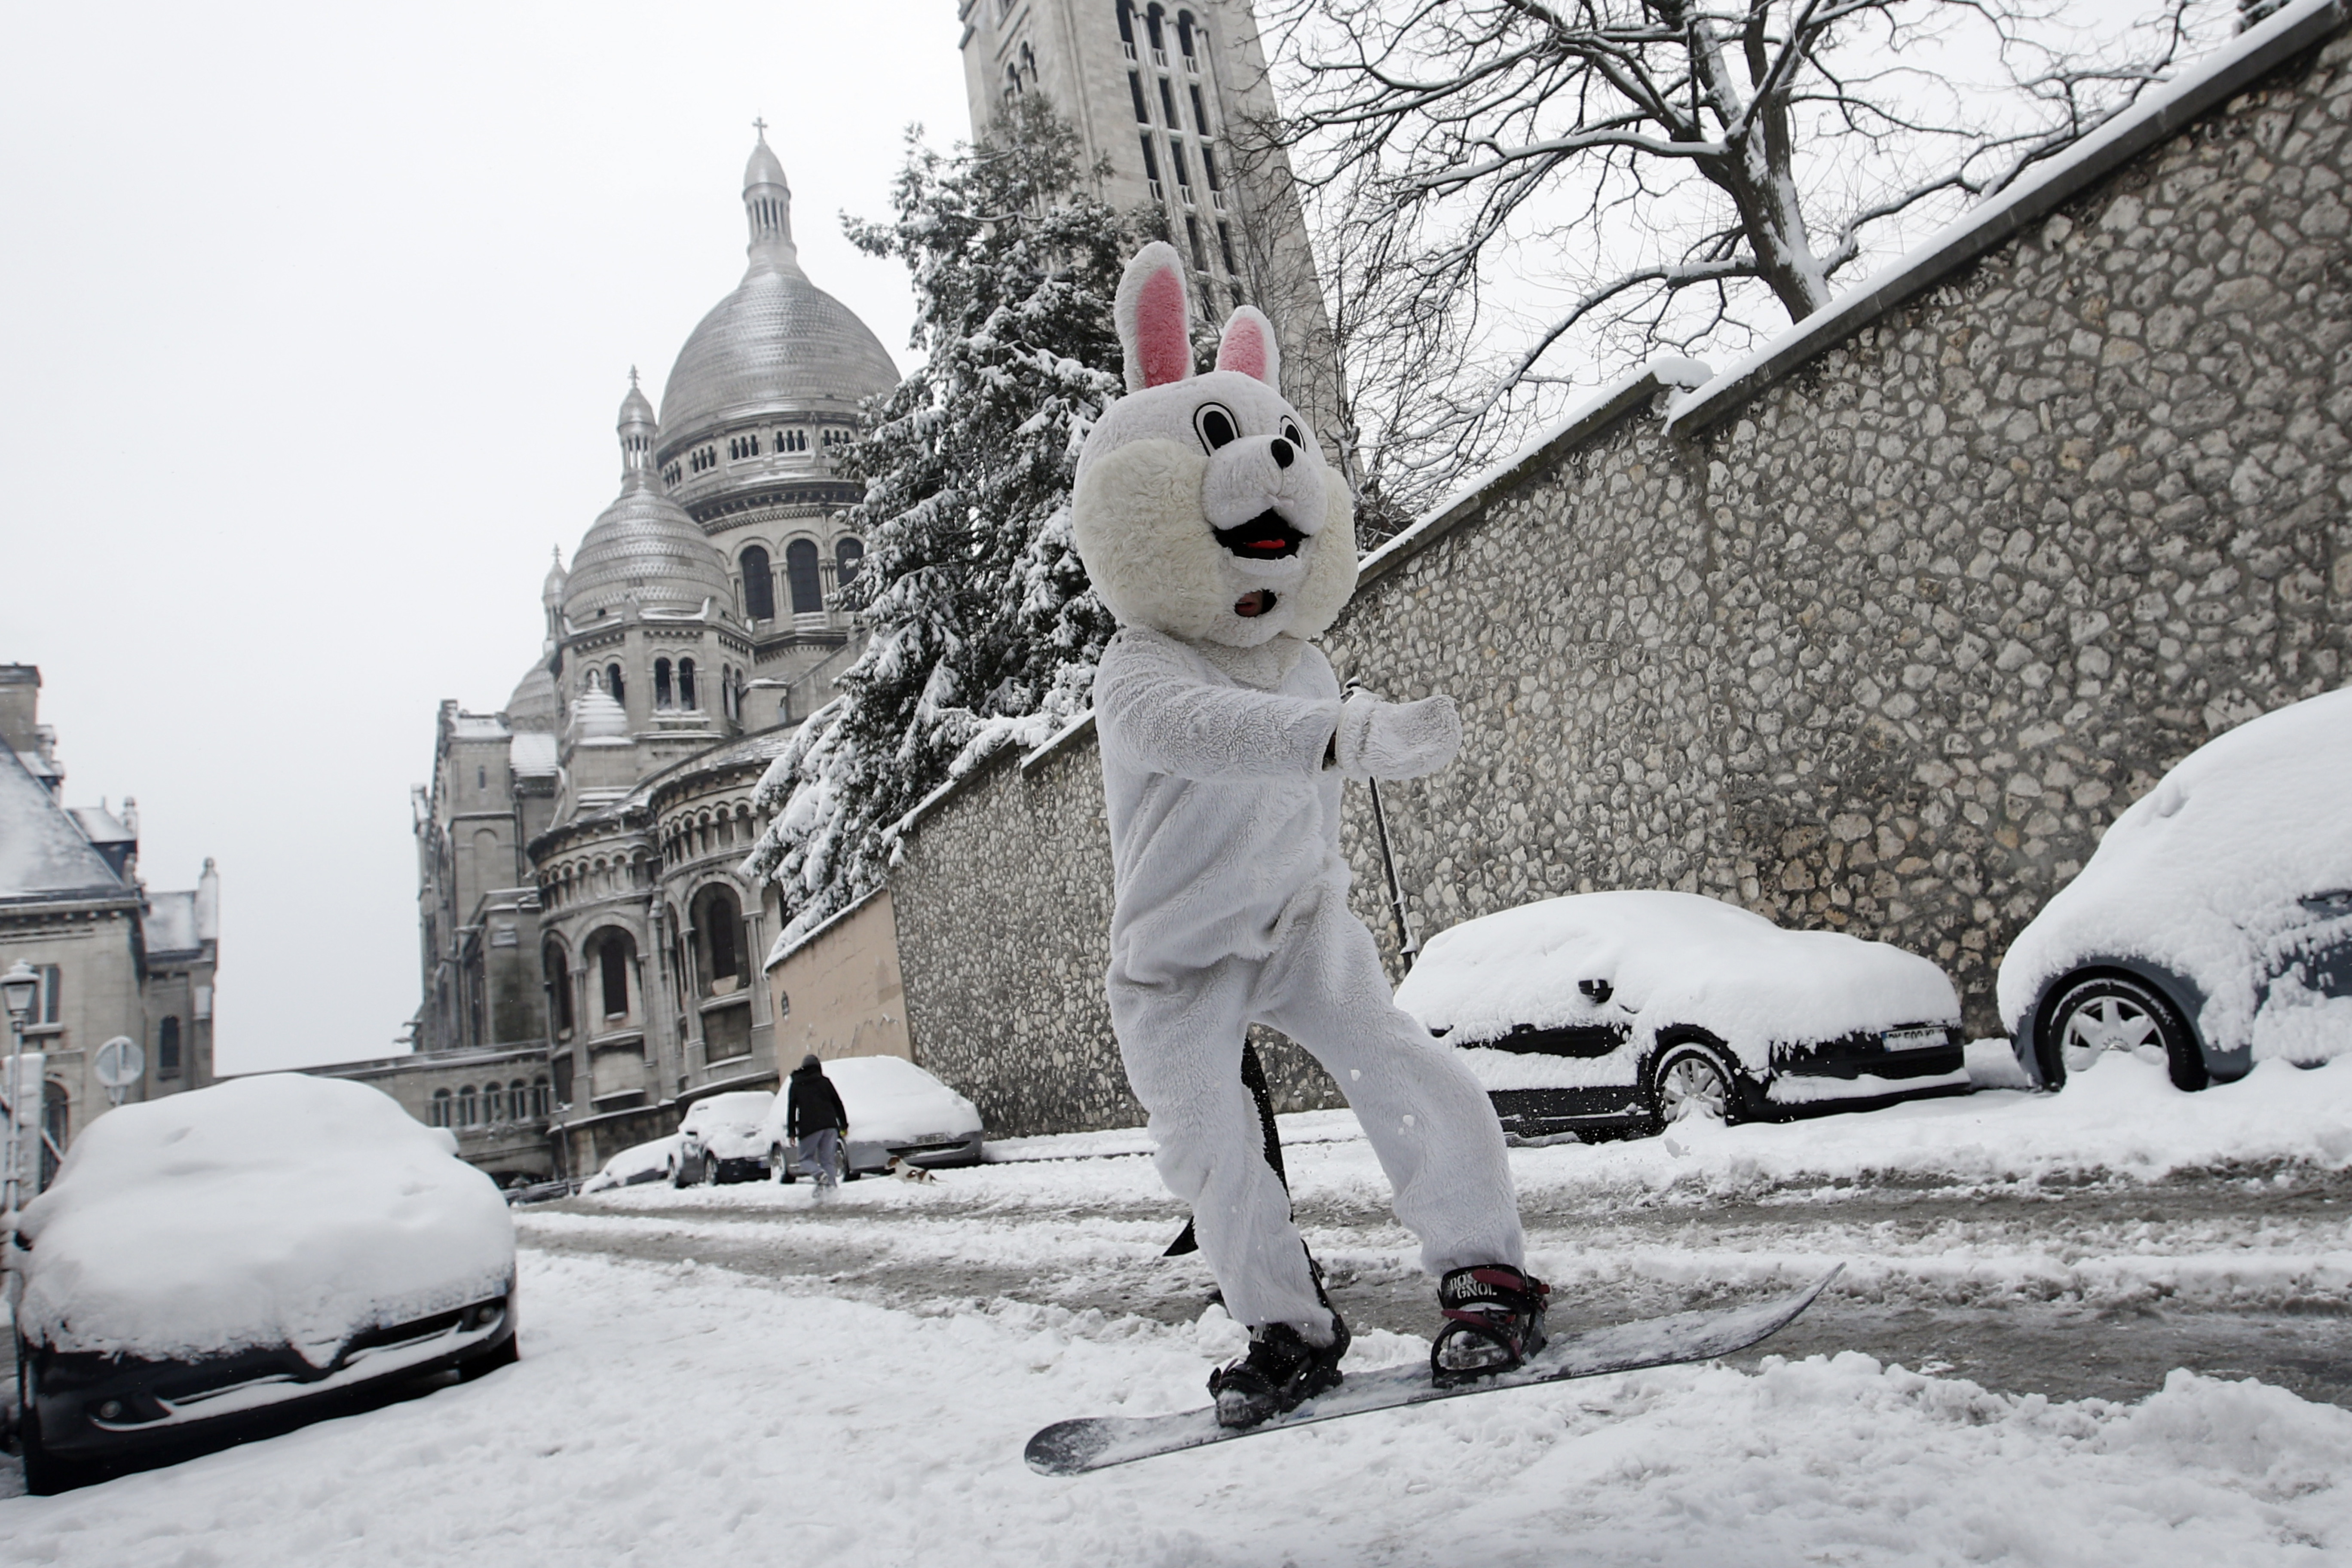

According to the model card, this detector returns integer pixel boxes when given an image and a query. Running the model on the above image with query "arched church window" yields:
[1117,0,1136,50]
[655,658,674,709]
[679,658,698,710]
[606,663,626,706]
[835,537,866,588]
[430,1088,452,1127]
[596,934,631,1019]
[786,540,823,614]
[457,1084,478,1127]
[1004,64,1021,101]
[545,946,573,1039]
[740,546,775,621]
[158,1016,182,1078]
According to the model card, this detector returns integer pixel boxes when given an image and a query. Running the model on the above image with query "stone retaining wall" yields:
[893,23,2352,1137]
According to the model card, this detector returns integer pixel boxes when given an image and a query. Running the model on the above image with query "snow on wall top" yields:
[0,745,129,902]
[142,888,202,956]
[509,731,560,775]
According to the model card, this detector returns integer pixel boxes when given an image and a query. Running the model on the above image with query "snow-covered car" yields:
[1394,891,1968,1138]
[576,1133,681,1194]
[759,1056,985,1180]
[1999,687,2352,1092]
[11,1074,517,1494]
[672,1091,775,1186]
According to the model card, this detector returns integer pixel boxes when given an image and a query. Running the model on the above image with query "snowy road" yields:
[5,1055,2351,1563]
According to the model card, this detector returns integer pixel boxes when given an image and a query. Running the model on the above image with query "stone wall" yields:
[891,20,2352,1134]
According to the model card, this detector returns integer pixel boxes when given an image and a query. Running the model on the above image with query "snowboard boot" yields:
[1207,1309,1350,1430]
[1431,1265,1550,1386]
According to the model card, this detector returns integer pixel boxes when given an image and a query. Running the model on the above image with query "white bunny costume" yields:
[1074,245,1525,1342]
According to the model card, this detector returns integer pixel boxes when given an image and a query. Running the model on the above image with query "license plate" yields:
[1882,1026,1948,1052]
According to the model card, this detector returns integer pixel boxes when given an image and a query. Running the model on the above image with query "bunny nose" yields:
[1269,438,1294,469]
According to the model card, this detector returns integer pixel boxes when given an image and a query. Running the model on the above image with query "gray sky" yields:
[2,0,971,1072]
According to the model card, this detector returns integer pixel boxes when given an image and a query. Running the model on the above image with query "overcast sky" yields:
[2,1,971,1072]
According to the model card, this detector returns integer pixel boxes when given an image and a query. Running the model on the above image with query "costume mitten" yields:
[1333,691,1461,780]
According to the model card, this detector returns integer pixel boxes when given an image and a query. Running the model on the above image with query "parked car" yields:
[1393,890,1967,1139]
[671,1091,777,1186]
[1999,687,2352,1091]
[760,1056,985,1180]
[576,1134,681,1194]
[11,1074,517,1494]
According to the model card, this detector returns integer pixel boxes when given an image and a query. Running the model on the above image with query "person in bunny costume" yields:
[1072,243,1546,1428]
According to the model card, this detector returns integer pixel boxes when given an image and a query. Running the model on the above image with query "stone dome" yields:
[563,381,736,625]
[656,138,897,449]
[507,658,560,731]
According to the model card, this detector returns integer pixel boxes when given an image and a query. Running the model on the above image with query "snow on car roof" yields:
[1398,890,1957,1053]
[15,1074,514,1364]
[771,1056,981,1146]
[1997,686,2352,1038]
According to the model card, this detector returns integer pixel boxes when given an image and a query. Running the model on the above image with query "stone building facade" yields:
[380,133,899,1180]
[889,7,2352,1136]
[0,665,220,1174]
[958,0,1341,444]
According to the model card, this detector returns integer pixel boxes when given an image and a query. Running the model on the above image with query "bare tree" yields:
[1258,0,2217,473]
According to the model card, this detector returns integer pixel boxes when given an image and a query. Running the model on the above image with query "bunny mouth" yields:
[1234,590,1279,618]
[1213,511,1306,559]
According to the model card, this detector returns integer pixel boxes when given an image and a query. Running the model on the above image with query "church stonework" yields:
[403,135,899,1179]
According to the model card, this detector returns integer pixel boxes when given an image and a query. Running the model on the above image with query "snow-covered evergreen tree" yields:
[740,98,1133,951]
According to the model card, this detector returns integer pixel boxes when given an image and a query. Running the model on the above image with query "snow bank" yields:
[579,1133,679,1192]
[15,1074,514,1363]
[1997,686,2352,1054]
[11,1250,2350,1564]
[1399,890,1958,1073]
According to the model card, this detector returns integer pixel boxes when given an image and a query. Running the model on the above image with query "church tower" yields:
[957,0,1340,450]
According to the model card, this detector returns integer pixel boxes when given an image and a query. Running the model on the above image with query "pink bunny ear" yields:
[1214,306,1281,389]
[1115,242,1193,392]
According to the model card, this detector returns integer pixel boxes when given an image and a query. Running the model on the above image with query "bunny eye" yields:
[1280,419,1305,449]
[1194,404,1239,453]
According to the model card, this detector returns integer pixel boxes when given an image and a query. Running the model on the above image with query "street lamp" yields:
[1,962,35,1030]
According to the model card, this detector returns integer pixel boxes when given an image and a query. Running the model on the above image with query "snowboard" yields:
[1024,1265,1841,1475]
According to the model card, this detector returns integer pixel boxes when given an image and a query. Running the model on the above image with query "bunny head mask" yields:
[1072,243,1356,649]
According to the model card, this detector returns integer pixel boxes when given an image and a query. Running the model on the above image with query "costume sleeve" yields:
[1094,631,1340,781]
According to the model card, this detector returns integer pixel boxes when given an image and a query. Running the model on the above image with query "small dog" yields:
[884,1156,937,1184]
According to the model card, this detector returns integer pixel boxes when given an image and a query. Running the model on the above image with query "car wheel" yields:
[2040,972,2207,1092]
[699,1152,719,1187]
[773,1144,795,1184]
[15,1364,83,1497]
[1651,1041,1738,1127]
[668,1158,687,1188]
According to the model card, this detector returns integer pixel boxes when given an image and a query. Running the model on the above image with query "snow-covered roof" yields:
[450,715,511,742]
[12,744,60,784]
[1667,0,2352,435]
[67,803,133,844]
[0,746,130,903]
[508,732,560,775]
[142,889,203,958]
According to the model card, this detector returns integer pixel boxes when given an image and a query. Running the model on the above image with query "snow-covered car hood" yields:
[1396,891,1959,1067]
[1997,687,2352,1054]
[16,1074,515,1364]
[683,1091,775,1159]
[761,1057,983,1146]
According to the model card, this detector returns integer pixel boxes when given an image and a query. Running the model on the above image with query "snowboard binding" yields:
[1207,1308,1351,1430]
[1431,1265,1550,1386]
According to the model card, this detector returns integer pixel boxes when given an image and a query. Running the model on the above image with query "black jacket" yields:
[785,1064,848,1139]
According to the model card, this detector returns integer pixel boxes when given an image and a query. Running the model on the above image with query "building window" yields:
[1191,84,1214,141]
[606,663,626,706]
[546,947,574,1039]
[821,426,851,448]
[158,1016,182,1078]
[778,695,793,726]
[1139,135,1162,200]
[835,536,866,587]
[1186,214,1209,272]
[456,1084,478,1127]
[598,937,630,1019]
[688,445,719,474]
[779,427,808,453]
[1130,71,1150,123]
[530,1075,551,1118]
[662,462,682,487]
[28,965,61,1027]
[1218,220,1239,276]
[786,539,824,614]
[697,886,744,991]
[676,658,696,710]
[728,434,760,460]
[655,658,674,709]
[740,545,775,620]
[484,1083,505,1122]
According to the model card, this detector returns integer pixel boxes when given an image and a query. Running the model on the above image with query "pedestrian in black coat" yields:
[785,1055,849,1187]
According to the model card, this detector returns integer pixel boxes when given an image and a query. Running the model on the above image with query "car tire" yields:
[773,1144,795,1184]
[668,1159,687,1188]
[1651,1041,1741,1128]
[699,1152,719,1187]
[2039,972,2207,1092]
[15,1362,84,1497]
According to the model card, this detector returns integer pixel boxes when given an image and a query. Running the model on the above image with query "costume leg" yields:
[1258,890,1524,1278]
[1110,959,1330,1336]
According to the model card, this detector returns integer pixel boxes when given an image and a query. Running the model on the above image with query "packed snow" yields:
[13,1074,514,1365]
[6,1054,2352,1559]
[577,1133,679,1193]
[1998,686,2352,1057]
